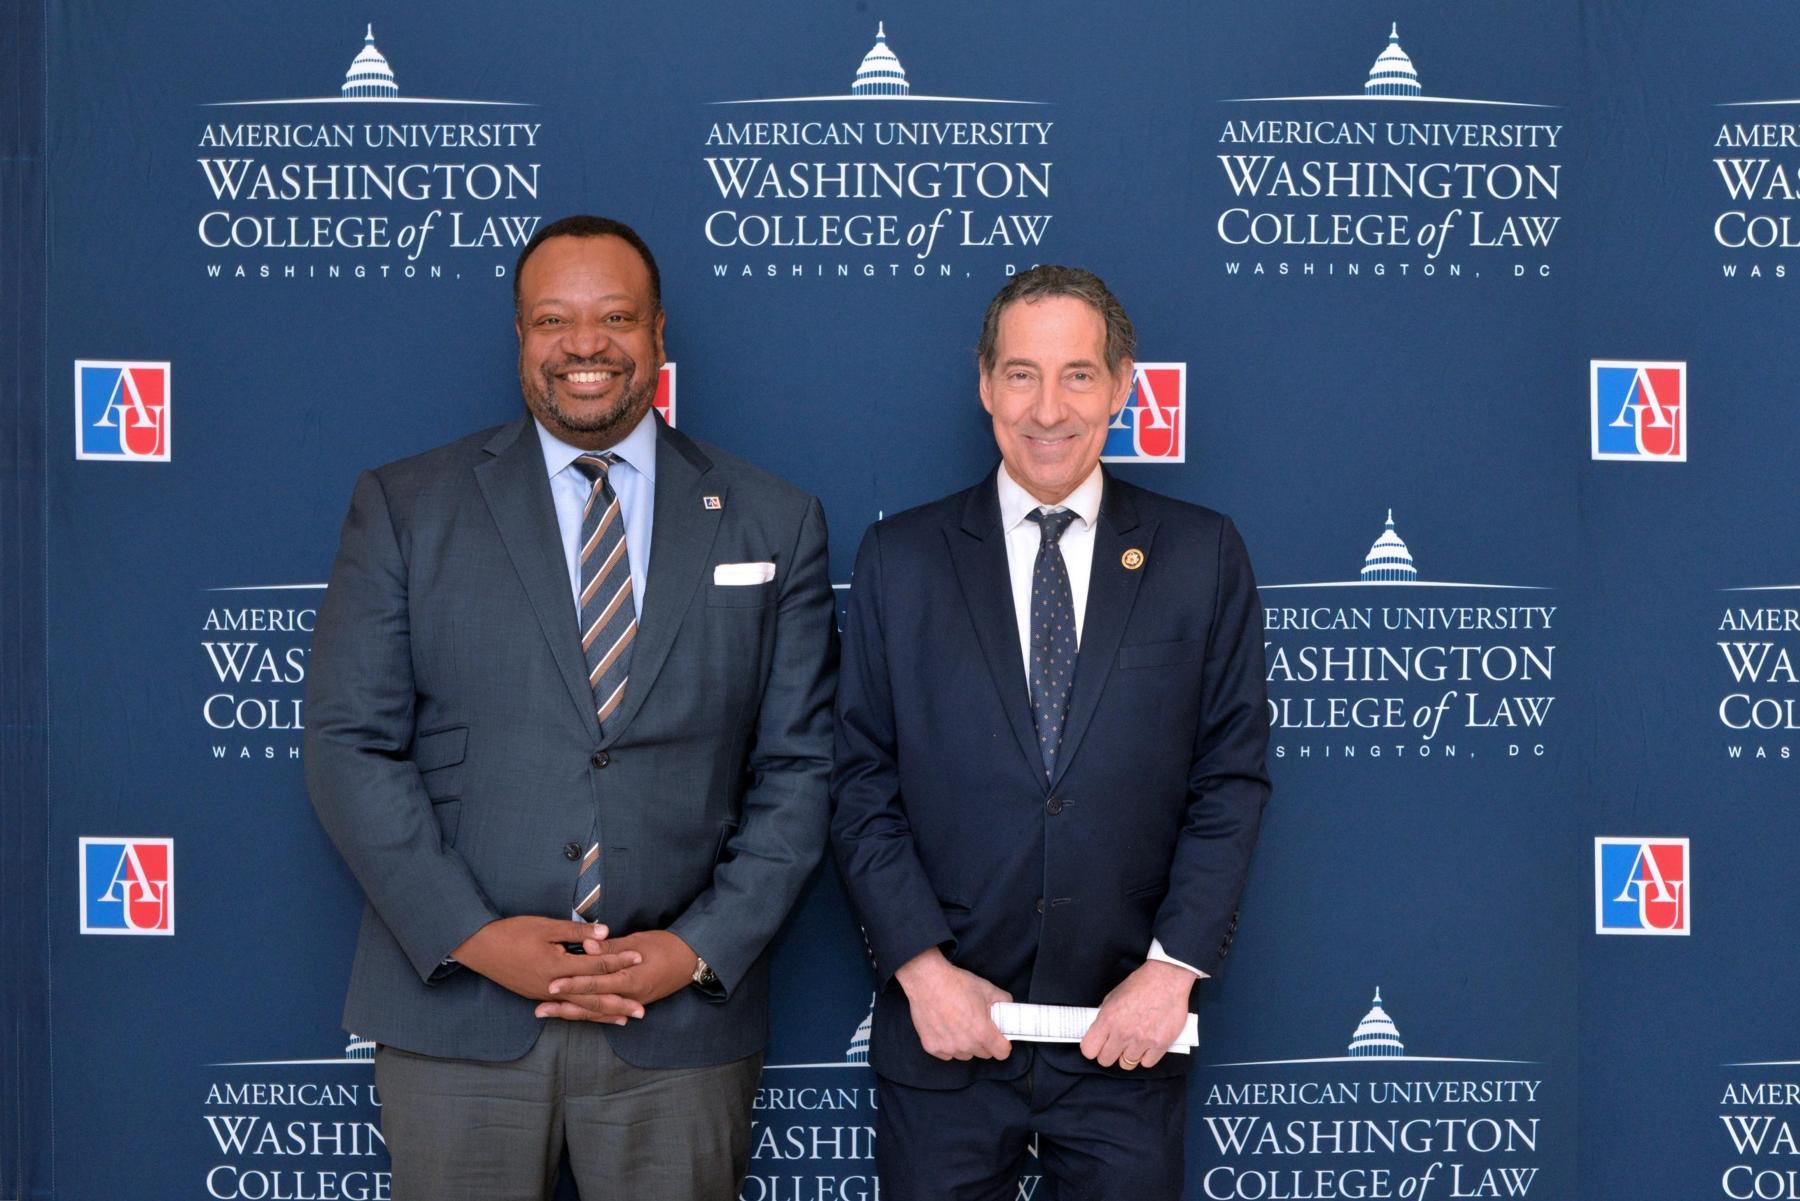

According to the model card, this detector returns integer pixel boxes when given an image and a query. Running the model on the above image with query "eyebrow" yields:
[998,357,1102,372]
[527,293,639,309]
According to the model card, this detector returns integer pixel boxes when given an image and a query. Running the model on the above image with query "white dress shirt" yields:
[996,464,1206,980]
[535,410,658,619]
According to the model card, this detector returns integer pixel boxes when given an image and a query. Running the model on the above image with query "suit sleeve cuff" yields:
[667,913,742,1002]
[878,928,958,991]
[686,948,727,1002]
[1148,938,1209,979]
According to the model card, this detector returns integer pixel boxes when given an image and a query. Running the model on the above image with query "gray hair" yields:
[976,265,1136,376]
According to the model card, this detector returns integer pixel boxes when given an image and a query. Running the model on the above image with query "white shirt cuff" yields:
[1147,939,1208,979]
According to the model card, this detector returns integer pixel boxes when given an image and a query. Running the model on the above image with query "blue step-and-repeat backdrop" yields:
[22,1,1800,1198]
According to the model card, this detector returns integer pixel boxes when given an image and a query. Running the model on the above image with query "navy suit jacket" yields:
[830,469,1269,1088]
[306,414,836,1067]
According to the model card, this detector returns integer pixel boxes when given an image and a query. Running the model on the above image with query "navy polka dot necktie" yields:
[1025,508,1078,778]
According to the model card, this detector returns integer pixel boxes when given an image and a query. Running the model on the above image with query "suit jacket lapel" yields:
[1051,472,1152,791]
[597,418,722,744]
[473,416,599,736]
[945,475,1045,786]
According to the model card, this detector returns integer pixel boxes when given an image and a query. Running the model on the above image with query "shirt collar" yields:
[534,408,659,483]
[996,462,1104,534]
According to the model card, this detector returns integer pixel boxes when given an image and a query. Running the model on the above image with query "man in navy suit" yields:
[830,265,1269,1199]
[307,216,836,1200]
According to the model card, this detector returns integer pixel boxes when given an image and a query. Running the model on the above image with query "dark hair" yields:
[976,264,1136,376]
[513,215,662,314]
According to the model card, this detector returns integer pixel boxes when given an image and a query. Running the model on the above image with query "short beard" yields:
[522,358,659,448]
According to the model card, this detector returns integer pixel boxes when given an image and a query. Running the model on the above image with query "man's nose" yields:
[1028,383,1066,430]
[564,319,613,358]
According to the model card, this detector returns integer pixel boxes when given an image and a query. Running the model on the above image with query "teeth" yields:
[565,371,616,384]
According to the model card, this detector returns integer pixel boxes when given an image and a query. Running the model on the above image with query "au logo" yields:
[74,360,171,462]
[1594,837,1689,935]
[1590,360,1685,463]
[653,362,677,427]
[1102,363,1185,464]
[79,837,175,935]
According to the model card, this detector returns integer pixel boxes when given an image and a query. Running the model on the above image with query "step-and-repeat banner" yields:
[32,2,1800,1198]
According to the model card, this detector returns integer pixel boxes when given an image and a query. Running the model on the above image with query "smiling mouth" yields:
[561,370,619,385]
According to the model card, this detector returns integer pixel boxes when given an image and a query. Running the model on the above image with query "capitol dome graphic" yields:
[341,25,399,98]
[1359,510,1419,582]
[1208,984,1529,1067]
[1261,505,1548,592]
[208,24,523,108]
[851,23,910,97]
[1364,23,1422,97]
[716,19,1036,105]
[846,997,873,1063]
[344,1033,376,1061]
[1347,989,1406,1058]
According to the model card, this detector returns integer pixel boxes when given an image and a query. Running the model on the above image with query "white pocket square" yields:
[713,561,776,585]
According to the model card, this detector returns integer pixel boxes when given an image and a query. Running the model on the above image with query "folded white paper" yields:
[713,561,776,585]
[990,1002,1198,1055]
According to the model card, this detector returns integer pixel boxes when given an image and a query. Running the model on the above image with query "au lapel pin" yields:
[1122,548,1145,570]
[703,495,722,510]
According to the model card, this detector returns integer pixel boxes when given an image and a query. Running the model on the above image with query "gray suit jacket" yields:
[306,413,836,1066]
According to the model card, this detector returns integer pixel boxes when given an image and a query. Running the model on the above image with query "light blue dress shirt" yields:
[534,411,657,619]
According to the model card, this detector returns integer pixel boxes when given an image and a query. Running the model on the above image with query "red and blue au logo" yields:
[1594,837,1688,935]
[74,360,171,461]
[653,362,677,427]
[79,838,174,935]
[1590,360,1685,462]
[1102,363,1185,464]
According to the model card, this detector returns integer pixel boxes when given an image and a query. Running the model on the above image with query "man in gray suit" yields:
[306,214,837,1201]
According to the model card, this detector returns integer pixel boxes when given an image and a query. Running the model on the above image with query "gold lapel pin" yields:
[1122,548,1145,570]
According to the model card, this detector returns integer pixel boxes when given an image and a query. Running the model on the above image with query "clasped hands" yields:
[449,916,699,1026]
[895,946,1195,1071]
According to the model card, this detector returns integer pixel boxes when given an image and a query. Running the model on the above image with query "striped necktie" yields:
[571,451,635,921]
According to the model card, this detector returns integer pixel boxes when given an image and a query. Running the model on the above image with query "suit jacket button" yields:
[1035,897,1045,914]
[563,842,582,861]
[591,750,610,769]
[1045,797,1064,816]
